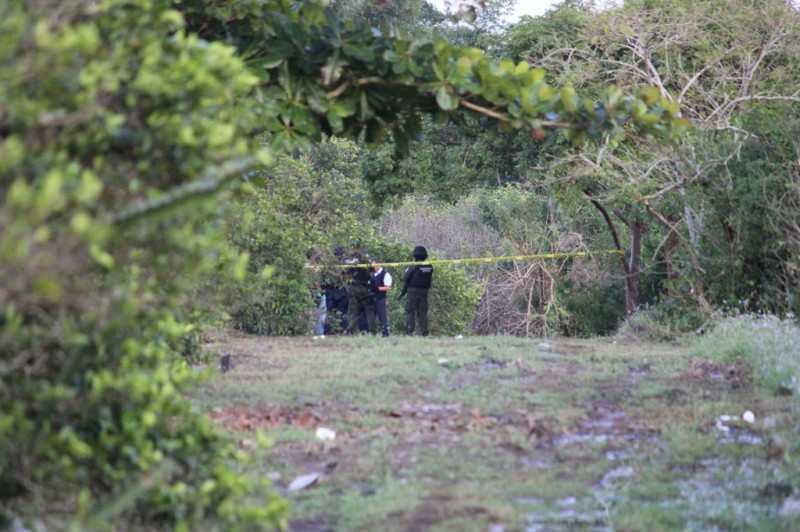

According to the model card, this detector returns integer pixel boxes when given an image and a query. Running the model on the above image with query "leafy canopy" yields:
[177,0,691,154]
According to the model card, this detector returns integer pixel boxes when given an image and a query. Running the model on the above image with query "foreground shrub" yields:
[1,305,288,529]
[0,1,287,528]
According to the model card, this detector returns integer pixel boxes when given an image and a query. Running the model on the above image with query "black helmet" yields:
[333,246,345,257]
[412,245,428,260]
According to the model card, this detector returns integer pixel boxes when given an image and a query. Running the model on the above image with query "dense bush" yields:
[226,140,371,335]
[559,278,625,336]
[226,177,316,335]
[617,299,706,341]
[693,314,800,397]
[0,1,286,528]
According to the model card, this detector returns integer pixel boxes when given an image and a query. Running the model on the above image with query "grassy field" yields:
[193,334,797,531]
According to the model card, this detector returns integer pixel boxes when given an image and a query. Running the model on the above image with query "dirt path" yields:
[195,334,795,531]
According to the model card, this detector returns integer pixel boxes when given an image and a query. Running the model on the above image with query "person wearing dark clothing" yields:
[400,245,433,336]
[345,245,376,334]
[322,246,349,333]
[369,258,393,337]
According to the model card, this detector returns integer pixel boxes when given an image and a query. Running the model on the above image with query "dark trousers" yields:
[332,298,349,333]
[404,287,429,336]
[375,297,389,337]
[347,284,376,334]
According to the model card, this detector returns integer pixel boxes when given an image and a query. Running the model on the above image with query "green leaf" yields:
[90,244,115,270]
[327,110,344,132]
[432,61,447,81]
[559,87,577,112]
[359,91,376,121]
[343,43,375,62]
[537,83,554,102]
[456,56,473,77]
[394,130,410,157]
[435,86,459,111]
[33,274,63,300]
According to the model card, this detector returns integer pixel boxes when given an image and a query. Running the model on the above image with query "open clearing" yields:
[194,334,797,531]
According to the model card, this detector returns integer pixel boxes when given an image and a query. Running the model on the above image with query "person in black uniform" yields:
[323,246,350,333]
[400,245,433,336]
[369,257,393,337]
[345,243,376,334]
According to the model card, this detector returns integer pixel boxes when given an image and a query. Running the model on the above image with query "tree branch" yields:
[114,156,260,225]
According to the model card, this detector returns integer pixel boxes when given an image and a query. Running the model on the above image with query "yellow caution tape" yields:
[311,249,623,269]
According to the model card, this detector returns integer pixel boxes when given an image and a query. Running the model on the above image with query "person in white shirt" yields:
[368,258,393,337]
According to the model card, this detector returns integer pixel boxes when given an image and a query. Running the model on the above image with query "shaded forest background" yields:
[231,0,800,338]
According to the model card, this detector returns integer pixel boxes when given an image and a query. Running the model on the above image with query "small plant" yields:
[693,314,800,397]
[617,300,706,341]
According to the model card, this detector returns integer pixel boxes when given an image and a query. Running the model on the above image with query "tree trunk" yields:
[664,216,679,298]
[625,219,644,315]
[584,189,641,315]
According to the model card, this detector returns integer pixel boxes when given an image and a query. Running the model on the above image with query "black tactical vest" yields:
[370,269,388,300]
[349,254,370,285]
[408,264,433,289]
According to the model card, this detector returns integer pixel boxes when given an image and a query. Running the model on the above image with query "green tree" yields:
[177,0,688,154]
[226,138,373,335]
[569,0,800,316]
[494,0,800,320]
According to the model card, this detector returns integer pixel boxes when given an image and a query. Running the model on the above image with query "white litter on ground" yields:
[287,472,321,492]
[315,427,336,441]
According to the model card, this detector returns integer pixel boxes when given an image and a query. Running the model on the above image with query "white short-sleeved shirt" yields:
[374,268,392,288]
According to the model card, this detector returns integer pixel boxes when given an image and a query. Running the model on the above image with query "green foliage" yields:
[617,300,706,341]
[223,138,481,337]
[693,314,800,398]
[178,0,690,157]
[330,0,426,34]
[696,104,800,314]
[427,266,483,336]
[225,139,375,335]
[360,128,434,206]
[2,306,288,529]
[227,168,319,335]
[560,278,625,336]
[504,0,591,67]
[0,0,286,528]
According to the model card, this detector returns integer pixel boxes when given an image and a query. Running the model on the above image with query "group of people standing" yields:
[315,244,433,338]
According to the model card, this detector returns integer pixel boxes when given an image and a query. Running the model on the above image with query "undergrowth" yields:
[693,314,800,398]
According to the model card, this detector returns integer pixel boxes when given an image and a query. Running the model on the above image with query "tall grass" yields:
[693,314,800,397]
